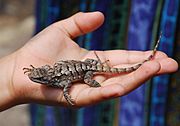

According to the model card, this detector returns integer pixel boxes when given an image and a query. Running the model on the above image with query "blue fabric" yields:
[150,0,179,125]
[46,0,61,25]
[30,104,38,126]
[77,0,89,47]
[82,1,112,125]
[76,108,84,126]
[45,107,56,126]
[119,1,158,126]
[90,0,110,50]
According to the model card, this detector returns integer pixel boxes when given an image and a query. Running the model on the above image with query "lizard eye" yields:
[42,65,51,70]
[42,65,54,75]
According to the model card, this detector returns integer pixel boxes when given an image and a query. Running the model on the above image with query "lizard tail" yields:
[99,64,142,73]
[98,32,162,73]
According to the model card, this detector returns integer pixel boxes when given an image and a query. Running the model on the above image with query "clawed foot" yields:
[64,94,75,106]
[23,65,35,74]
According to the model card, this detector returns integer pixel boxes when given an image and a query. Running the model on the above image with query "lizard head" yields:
[23,65,54,85]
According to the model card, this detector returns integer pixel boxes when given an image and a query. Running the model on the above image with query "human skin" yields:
[0,12,178,111]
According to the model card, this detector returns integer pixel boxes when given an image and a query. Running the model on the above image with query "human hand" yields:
[0,12,178,111]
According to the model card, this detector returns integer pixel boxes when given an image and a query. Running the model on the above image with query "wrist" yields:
[0,53,19,111]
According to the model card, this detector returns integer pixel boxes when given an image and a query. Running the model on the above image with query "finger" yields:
[102,61,161,95]
[86,50,167,66]
[111,57,178,74]
[104,50,167,65]
[77,85,124,106]
[53,12,104,38]
[120,61,160,94]
[83,58,178,103]
[156,57,178,74]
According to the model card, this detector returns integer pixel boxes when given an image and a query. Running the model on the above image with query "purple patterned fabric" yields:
[150,0,179,125]
[119,0,158,126]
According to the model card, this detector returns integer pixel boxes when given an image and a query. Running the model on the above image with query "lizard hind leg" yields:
[94,51,112,67]
[84,71,101,87]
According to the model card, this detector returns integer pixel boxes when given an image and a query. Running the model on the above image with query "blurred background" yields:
[0,0,35,57]
[0,1,179,126]
[0,0,34,126]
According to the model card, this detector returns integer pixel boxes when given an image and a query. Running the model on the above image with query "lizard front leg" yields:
[58,80,75,105]
[84,71,101,87]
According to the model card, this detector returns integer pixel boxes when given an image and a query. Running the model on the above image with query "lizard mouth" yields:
[29,77,49,84]
[23,65,51,85]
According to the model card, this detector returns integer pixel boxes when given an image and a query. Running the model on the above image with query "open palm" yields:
[8,12,178,108]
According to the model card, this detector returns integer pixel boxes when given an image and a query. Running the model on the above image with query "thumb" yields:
[53,12,104,38]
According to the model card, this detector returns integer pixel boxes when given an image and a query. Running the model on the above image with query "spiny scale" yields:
[23,34,162,106]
